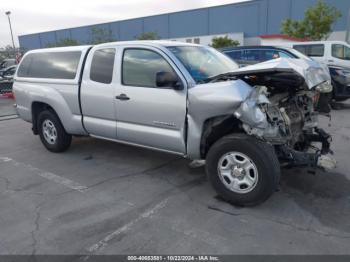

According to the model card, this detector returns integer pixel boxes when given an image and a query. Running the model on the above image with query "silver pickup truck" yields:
[13,41,335,206]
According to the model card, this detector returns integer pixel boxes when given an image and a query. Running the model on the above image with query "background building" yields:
[18,0,350,50]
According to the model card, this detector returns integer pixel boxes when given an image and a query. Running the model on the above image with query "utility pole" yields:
[5,11,16,56]
[346,8,350,44]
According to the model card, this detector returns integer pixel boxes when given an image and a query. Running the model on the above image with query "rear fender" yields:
[14,81,87,135]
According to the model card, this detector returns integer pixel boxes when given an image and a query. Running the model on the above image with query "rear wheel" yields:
[334,97,348,102]
[206,134,280,206]
[332,81,348,103]
[37,110,72,153]
[317,93,331,113]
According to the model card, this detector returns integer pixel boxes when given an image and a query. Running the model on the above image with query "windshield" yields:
[167,46,239,84]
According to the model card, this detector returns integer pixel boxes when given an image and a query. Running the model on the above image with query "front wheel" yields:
[37,110,72,153]
[206,134,280,206]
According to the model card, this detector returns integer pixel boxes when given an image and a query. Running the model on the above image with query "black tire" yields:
[316,93,331,113]
[332,81,348,102]
[334,97,348,102]
[206,134,280,207]
[37,110,72,153]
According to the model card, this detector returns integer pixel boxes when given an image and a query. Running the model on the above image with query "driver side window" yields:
[122,49,176,88]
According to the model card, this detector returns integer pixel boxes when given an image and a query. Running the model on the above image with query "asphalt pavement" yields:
[0,98,350,255]
[0,97,16,118]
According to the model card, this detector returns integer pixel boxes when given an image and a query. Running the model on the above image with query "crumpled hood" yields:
[232,58,331,89]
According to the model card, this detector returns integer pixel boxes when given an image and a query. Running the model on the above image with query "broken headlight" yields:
[315,80,332,93]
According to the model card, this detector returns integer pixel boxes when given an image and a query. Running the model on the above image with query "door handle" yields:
[116,94,130,101]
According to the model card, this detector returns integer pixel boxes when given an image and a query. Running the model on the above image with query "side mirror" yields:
[156,71,183,90]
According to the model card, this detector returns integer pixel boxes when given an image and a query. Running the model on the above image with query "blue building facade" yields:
[18,0,350,50]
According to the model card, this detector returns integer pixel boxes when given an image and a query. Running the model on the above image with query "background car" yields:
[0,65,16,94]
[222,46,297,67]
[292,41,350,69]
[222,46,350,106]
[0,59,15,70]
[0,65,16,78]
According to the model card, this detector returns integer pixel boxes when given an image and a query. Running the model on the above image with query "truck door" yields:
[115,46,187,154]
[80,47,117,139]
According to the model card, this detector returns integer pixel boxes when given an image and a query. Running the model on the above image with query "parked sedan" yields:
[0,65,16,78]
[222,46,349,105]
[328,66,350,102]
[0,59,15,70]
[0,65,16,94]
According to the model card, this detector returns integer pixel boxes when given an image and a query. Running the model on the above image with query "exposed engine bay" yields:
[189,57,335,169]
[233,71,335,170]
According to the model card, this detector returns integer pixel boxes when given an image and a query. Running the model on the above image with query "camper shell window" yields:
[17,51,82,79]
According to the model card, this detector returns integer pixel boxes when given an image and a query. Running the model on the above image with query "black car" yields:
[0,59,15,70]
[0,65,16,94]
[222,46,350,103]
[0,65,16,77]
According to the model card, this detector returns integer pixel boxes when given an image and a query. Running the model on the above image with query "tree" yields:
[46,38,80,48]
[137,32,159,40]
[281,0,341,41]
[211,36,240,49]
[89,27,114,44]
[0,45,17,59]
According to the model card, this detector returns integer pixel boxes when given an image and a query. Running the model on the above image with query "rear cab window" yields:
[90,48,116,84]
[17,51,82,79]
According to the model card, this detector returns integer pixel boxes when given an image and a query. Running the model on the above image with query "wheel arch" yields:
[205,133,280,206]
[30,96,86,136]
[31,102,61,135]
[200,115,244,159]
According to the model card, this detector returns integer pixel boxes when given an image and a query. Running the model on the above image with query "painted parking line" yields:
[85,198,169,257]
[0,157,88,193]
[0,114,18,121]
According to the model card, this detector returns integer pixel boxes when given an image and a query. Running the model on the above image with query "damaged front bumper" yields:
[230,59,336,171]
[234,89,337,170]
[276,128,336,170]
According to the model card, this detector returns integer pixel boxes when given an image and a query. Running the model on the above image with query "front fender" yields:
[186,80,253,159]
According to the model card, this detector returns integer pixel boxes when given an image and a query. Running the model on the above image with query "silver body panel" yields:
[14,80,88,135]
[186,80,253,159]
[13,41,328,160]
[13,46,91,135]
[233,57,331,89]
[80,44,118,139]
[113,44,188,154]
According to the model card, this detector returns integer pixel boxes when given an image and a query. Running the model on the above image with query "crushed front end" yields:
[231,58,336,170]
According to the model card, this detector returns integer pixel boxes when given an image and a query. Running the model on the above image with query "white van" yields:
[290,41,350,69]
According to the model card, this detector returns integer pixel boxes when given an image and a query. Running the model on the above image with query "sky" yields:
[0,0,251,47]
